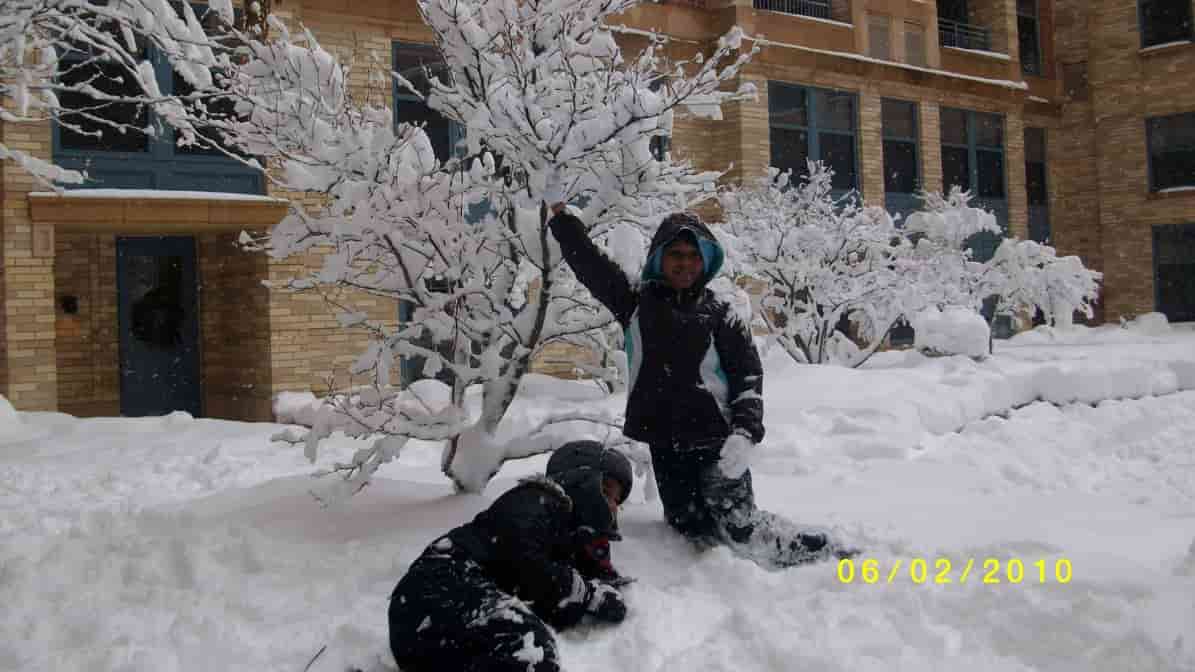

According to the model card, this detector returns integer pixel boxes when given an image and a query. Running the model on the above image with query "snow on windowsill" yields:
[746,37,1029,90]
[1028,95,1051,103]
[1154,185,1195,196]
[29,188,287,203]
[943,46,1012,62]
[1139,39,1194,55]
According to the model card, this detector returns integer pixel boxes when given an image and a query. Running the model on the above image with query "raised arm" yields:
[548,210,638,327]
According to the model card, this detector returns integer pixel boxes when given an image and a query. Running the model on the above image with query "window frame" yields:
[51,3,262,194]
[868,14,893,60]
[1145,111,1195,192]
[1138,0,1195,49]
[881,98,921,219]
[1152,222,1195,323]
[904,21,928,68]
[392,40,464,163]
[940,106,1008,260]
[768,81,861,195]
[1018,0,1043,76]
[1024,126,1050,243]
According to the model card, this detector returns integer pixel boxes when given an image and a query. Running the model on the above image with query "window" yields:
[882,99,920,218]
[1025,127,1049,243]
[1147,112,1195,191]
[1139,0,1194,48]
[393,42,461,162]
[941,107,1007,259]
[769,82,859,193]
[869,14,892,60]
[1018,0,1042,76]
[53,4,261,192]
[905,22,927,67]
[1153,224,1195,322]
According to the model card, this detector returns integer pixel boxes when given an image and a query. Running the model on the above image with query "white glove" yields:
[543,166,566,206]
[717,431,754,479]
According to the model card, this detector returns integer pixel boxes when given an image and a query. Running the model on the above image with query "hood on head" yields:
[546,440,633,505]
[640,212,724,287]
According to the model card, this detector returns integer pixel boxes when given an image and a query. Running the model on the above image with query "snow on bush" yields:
[910,305,991,358]
[721,169,1103,366]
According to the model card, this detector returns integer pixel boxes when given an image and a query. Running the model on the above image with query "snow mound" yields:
[911,305,990,358]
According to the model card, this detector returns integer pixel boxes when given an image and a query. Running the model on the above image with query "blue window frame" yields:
[1146,111,1195,192]
[768,82,859,194]
[882,98,921,221]
[393,41,463,162]
[941,107,1007,261]
[53,5,262,194]
[1139,0,1194,48]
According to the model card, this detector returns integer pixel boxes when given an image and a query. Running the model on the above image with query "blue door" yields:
[116,236,201,416]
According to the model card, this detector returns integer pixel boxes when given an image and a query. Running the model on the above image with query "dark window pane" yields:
[815,89,856,132]
[883,140,918,193]
[57,60,149,152]
[882,99,917,139]
[1024,126,1047,162]
[976,150,1005,198]
[939,0,969,23]
[769,83,808,127]
[820,132,857,190]
[1140,0,1194,48]
[1153,224,1195,322]
[942,146,971,191]
[1026,161,1048,205]
[398,99,453,162]
[394,42,447,97]
[1148,113,1195,190]
[770,127,810,177]
[1019,15,1041,75]
[974,112,1004,147]
[941,107,969,145]
[174,70,242,156]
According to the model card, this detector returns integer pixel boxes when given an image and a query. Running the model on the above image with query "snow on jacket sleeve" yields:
[476,481,593,630]
[713,305,765,444]
[548,211,638,327]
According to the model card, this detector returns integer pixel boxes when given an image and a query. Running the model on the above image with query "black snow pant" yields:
[389,544,560,672]
[649,439,838,568]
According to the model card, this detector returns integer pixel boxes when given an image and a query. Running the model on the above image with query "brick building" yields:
[1,0,1193,419]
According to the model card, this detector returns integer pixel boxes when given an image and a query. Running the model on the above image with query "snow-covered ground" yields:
[2,321,1194,672]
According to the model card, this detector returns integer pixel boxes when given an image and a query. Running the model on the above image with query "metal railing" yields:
[753,0,832,21]
[938,18,993,52]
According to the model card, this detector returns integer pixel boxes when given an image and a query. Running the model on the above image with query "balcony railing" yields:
[939,18,993,51]
[753,0,832,21]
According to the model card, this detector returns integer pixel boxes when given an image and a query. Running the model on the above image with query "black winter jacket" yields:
[549,211,765,447]
[442,477,591,629]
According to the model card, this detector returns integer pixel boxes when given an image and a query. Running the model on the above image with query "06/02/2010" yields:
[836,557,1073,585]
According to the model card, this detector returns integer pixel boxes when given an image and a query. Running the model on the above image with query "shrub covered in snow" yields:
[909,306,991,359]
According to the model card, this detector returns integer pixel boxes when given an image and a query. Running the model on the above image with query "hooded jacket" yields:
[549,211,765,448]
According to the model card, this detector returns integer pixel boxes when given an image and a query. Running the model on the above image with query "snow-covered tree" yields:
[908,189,1102,335]
[218,0,757,493]
[719,162,921,367]
[0,0,247,184]
[722,169,1102,366]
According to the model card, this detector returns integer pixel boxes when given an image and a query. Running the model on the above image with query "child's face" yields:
[601,477,624,517]
[661,238,703,290]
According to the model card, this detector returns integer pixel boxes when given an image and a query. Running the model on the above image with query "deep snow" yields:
[2,321,1194,672]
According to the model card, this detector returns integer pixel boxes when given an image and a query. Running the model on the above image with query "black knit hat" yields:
[546,440,633,504]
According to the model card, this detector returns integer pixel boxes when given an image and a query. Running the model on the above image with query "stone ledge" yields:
[28,191,289,233]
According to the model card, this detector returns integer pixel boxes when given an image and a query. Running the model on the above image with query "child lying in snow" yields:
[388,442,634,672]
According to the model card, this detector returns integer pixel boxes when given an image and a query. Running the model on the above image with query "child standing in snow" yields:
[388,444,632,672]
[547,192,850,568]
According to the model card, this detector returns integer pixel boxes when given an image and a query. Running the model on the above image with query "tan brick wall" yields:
[1076,0,1195,321]
[54,234,119,417]
[199,232,274,421]
[859,91,884,205]
[1,117,57,411]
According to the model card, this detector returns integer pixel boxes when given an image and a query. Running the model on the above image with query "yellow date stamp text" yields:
[836,557,1073,585]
